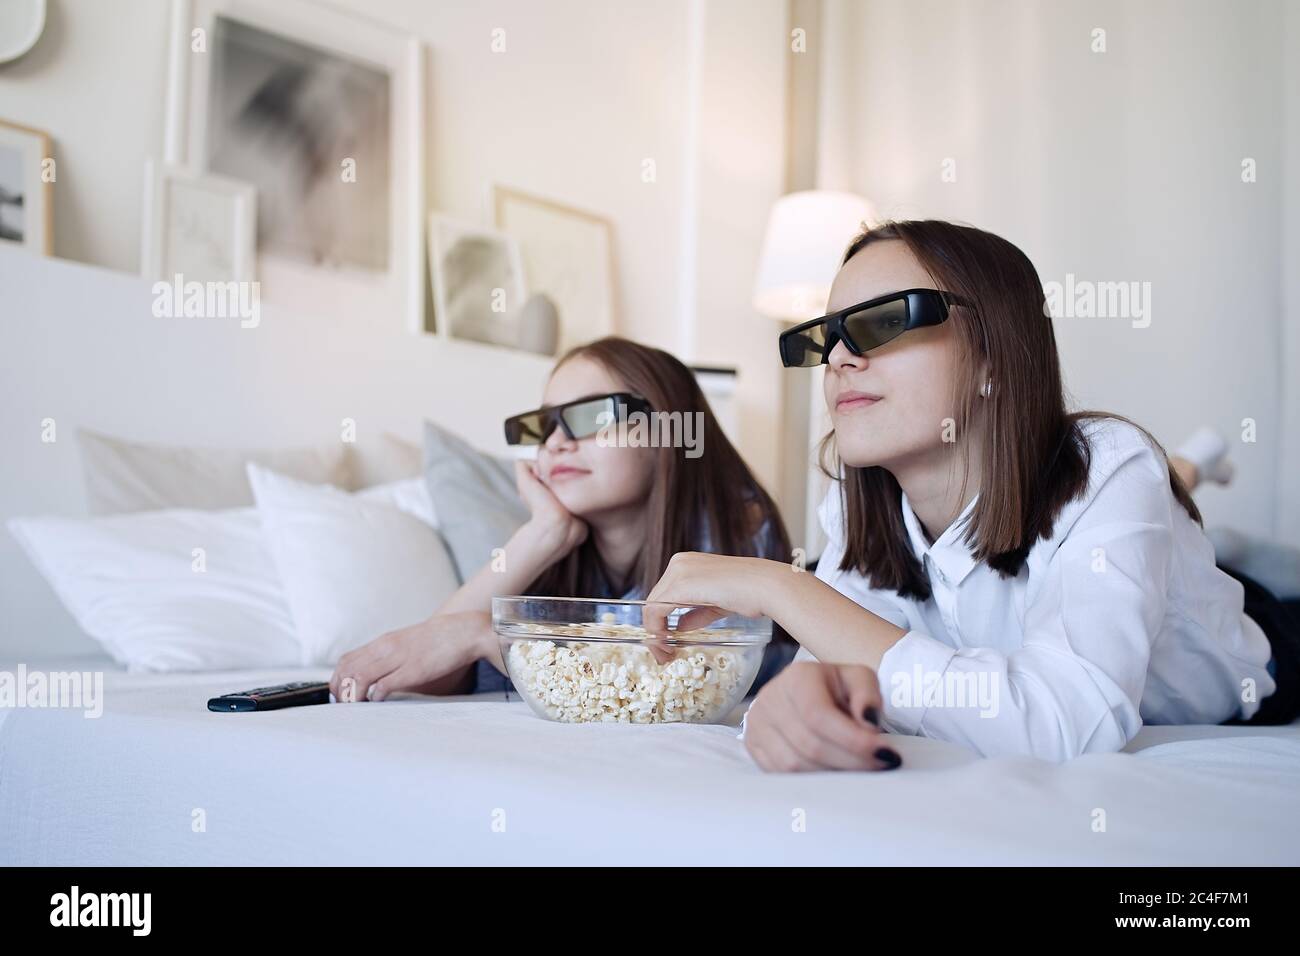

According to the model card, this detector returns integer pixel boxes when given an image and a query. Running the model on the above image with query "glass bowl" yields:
[492,596,772,724]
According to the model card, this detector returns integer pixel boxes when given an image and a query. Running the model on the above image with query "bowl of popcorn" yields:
[492,596,772,724]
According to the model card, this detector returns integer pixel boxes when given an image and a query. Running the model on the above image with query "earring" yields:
[980,379,993,398]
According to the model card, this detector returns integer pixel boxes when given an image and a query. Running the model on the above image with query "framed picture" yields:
[0,119,52,255]
[429,214,552,354]
[163,0,424,330]
[141,162,256,282]
[492,185,617,353]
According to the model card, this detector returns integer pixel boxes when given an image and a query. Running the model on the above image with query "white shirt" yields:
[793,417,1276,761]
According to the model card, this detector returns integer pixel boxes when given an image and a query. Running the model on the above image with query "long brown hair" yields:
[529,336,790,598]
[822,220,1199,600]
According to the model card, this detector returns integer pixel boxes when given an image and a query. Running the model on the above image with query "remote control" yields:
[207,681,331,712]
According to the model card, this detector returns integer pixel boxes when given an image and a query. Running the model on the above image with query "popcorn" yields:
[504,626,754,724]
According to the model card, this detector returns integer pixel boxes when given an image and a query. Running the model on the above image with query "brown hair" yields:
[821,220,1199,600]
[529,336,791,598]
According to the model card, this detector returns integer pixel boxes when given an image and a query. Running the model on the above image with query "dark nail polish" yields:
[863,706,880,727]
[874,747,902,770]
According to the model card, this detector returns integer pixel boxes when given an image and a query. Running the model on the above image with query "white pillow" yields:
[6,509,301,672]
[359,474,439,529]
[247,466,459,666]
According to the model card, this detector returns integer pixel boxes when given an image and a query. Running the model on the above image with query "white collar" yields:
[899,491,980,586]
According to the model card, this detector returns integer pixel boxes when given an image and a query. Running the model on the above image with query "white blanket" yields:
[2,662,1298,865]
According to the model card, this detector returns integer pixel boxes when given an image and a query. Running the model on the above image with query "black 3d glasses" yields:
[503,392,654,446]
[778,288,972,368]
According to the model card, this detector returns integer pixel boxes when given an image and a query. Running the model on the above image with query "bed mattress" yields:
[2,660,1298,865]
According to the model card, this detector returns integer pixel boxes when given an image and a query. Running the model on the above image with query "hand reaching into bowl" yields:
[641,552,777,634]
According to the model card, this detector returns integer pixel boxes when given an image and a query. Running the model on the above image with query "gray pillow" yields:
[422,421,529,582]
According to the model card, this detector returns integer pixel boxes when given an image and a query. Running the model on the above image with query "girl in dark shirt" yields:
[330,336,795,703]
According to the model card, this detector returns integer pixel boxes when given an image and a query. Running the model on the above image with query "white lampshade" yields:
[752,190,876,320]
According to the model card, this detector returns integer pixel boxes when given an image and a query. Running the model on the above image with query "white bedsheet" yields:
[2,661,1298,865]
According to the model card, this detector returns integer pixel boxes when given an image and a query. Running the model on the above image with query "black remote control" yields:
[207,681,331,712]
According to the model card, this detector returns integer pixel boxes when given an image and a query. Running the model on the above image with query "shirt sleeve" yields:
[749,514,786,561]
[471,657,514,698]
[877,434,1174,761]
[737,492,911,743]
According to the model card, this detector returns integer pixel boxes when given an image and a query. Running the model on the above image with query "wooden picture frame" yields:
[491,185,618,353]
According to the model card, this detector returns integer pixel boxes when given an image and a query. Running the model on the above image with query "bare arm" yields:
[411,521,580,694]
[439,517,584,615]
[643,554,906,669]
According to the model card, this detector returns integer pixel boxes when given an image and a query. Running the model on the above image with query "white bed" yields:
[3,657,1298,866]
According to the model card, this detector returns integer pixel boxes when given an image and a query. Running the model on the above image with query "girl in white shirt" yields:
[644,219,1295,769]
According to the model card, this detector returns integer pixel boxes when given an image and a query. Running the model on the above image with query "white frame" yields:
[427,213,528,349]
[491,184,618,353]
[0,118,52,255]
[162,0,424,331]
[140,161,256,282]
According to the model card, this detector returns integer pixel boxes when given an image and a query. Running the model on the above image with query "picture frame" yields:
[491,185,618,353]
[429,213,547,354]
[162,0,424,331]
[140,162,257,282]
[0,118,52,256]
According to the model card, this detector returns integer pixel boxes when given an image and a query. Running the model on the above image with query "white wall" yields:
[0,0,791,493]
[0,0,697,347]
[682,0,789,514]
[0,0,170,273]
[1279,0,1300,545]
[818,0,1297,541]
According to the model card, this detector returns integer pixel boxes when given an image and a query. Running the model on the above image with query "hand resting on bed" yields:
[329,610,501,702]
